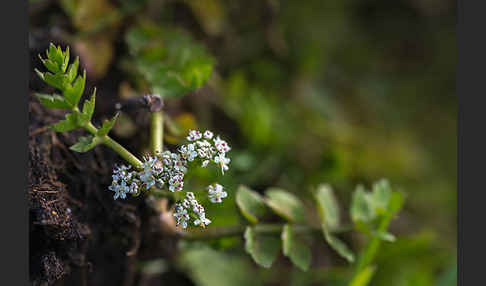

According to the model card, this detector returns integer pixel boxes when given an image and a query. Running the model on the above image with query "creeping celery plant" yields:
[34,43,230,229]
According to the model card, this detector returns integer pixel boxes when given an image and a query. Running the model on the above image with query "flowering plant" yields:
[34,43,231,229]
[33,43,405,283]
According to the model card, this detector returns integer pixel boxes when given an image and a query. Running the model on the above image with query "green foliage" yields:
[314,184,341,231]
[314,184,355,263]
[70,135,102,152]
[35,93,72,109]
[180,242,262,286]
[244,226,281,268]
[264,188,306,223]
[351,179,405,284]
[125,21,215,97]
[97,113,119,137]
[63,71,86,107]
[282,224,311,272]
[351,179,405,238]
[236,185,267,224]
[35,44,128,162]
[50,112,79,132]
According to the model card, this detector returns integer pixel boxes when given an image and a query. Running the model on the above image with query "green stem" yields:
[79,117,143,169]
[102,135,143,168]
[181,223,327,240]
[352,214,393,276]
[150,111,164,154]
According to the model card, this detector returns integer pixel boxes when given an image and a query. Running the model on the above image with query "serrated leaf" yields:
[66,56,79,84]
[80,89,96,122]
[97,113,119,136]
[36,93,72,109]
[61,46,70,73]
[314,184,341,231]
[47,43,64,67]
[35,69,45,81]
[49,113,79,132]
[349,265,376,286]
[39,56,61,74]
[324,231,355,263]
[44,72,70,90]
[282,224,311,271]
[371,179,392,214]
[244,226,280,268]
[70,135,101,152]
[236,185,267,224]
[350,185,375,224]
[63,71,85,106]
[264,188,306,223]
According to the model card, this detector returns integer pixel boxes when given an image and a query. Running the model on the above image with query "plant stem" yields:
[150,111,164,154]
[181,223,322,240]
[81,120,143,168]
[352,214,393,276]
[102,136,143,168]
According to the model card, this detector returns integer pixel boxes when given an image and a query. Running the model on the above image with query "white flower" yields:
[186,192,195,200]
[180,143,198,162]
[192,203,205,215]
[208,183,228,203]
[214,136,231,153]
[213,153,230,174]
[204,130,214,139]
[201,160,209,167]
[187,130,202,141]
[168,173,184,192]
[109,165,138,199]
[173,205,190,229]
[194,214,211,227]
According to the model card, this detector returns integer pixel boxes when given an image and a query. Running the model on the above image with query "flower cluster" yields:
[173,192,211,228]
[207,183,227,203]
[107,130,231,228]
[184,129,231,174]
[108,165,139,199]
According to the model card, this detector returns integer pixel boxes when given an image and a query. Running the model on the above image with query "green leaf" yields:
[371,179,392,214]
[43,72,70,90]
[244,226,280,268]
[61,46,70,73]
[80,89,96,123]
[39,55,61,74]
[125,24,215,97]
[49,113,79,132]
[66,56,79,84]
[312,183,354,262]
[35,69,45,81]
[350,185,375,224]
[372,231,396,242]
[47,43,64,68]
[235,185,267,224]
[324,231,355,263]
[97,113,119,136]
[63,71,86,106]
[180,243,261,286]
[349,265,376,286]
[35,93,72,109]
[264,188,306,223]
[70,135,102,152]
[314,184,341,231]
[282,224,311,271]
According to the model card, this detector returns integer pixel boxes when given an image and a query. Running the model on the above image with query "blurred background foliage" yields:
[30,0,456,285]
